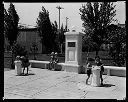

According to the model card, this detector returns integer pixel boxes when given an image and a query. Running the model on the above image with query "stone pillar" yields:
[14,60,22,75]
[91,66,101,86]
[63,29,84,73]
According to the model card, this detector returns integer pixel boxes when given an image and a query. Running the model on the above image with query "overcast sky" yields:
[4,2,126,32]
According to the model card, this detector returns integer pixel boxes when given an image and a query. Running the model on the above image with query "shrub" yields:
[88,58,95,61]
[12,43,28,58]
[109,46,126,67]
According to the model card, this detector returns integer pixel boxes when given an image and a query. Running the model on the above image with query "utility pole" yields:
[66,17,69,32]
[56,6,64,32]
[56,6,64,54]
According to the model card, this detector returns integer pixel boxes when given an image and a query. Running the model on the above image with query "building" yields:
[17,28,42,53]
[4,28,42,53]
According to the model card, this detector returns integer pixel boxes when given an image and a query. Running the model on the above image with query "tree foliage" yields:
[4,3,19,68]
[59,24,65,44]
[36,6,57,53]
[51,21,60,52]
[12,43,28,58]
[79,2,116,56]
[82,34,98,52]
[4,3,19,46]
[107,24,126,66]
[58,24,66,53]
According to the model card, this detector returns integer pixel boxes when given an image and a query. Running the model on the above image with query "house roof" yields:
[18,28,37,31]
[117,23,125,28]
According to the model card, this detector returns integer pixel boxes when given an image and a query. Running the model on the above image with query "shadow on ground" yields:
[100,83,115,87]
[16,73,35,76]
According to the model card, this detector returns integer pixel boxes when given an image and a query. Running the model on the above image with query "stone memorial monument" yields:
[63,26,84,73]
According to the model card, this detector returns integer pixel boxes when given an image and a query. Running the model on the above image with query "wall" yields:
[17,28,42,53]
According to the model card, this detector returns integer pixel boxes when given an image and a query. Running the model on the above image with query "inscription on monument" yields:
[68,50,75,61]
[68,42,75,47]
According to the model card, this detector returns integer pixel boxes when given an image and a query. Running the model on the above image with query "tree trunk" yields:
[33,50,36,60]
[95,45,100,56]
[60,43,63,54]
[96,50,99,56]
[11,46,15,69]
[86,47,90,63]
[95,43,102,57]
[42,43,44,54]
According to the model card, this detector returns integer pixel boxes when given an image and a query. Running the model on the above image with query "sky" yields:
[4,1,126,32]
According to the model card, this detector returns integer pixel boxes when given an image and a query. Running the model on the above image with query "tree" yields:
[82,34,98,62]
[107,24,126,66]
[36,6,56,53]
[79,2,116,56]
[51,21,59,52]
[59,23,65,54]
[4,3,19,68]
[30,42,38,60]
[13,43,28,58]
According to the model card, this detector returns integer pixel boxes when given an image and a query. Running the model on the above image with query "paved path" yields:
[4,68,126,99]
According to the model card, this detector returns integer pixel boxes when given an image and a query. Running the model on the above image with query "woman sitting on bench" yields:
[49,52,59,70]
[49,52,55,70]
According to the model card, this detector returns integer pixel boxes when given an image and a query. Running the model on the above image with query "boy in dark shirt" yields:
[20,55,30,75]
[86,60,92,85]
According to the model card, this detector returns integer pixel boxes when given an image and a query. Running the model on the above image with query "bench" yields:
[29,60,126,77]
[104,66,126,77]
[29,60,50,69]
[29,60,64,71]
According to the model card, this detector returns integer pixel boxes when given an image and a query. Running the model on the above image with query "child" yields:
[49,52,55,70]
[95,56,104,85]
[20,55,30,75]
[53,52,59,70]
[86,61,92,85]
[54,52,59,63]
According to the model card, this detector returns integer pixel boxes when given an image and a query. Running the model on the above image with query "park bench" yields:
[29,60,126,77]
[29,60,63,71]
[29,60,50,69]
[103,66,126,77]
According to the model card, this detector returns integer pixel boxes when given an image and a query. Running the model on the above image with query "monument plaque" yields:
[68,42,75,47]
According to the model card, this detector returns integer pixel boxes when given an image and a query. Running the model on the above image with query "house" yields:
[17,28,42,53]
[4,28,42,53]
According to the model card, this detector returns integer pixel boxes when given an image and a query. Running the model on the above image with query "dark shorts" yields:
[22,62,30,67]
[87,69,92,76]
[101,66,104,72]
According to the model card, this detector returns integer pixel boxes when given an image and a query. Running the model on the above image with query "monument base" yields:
[62,63,84,74]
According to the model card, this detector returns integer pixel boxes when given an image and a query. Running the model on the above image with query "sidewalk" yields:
[4,68,126,99]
